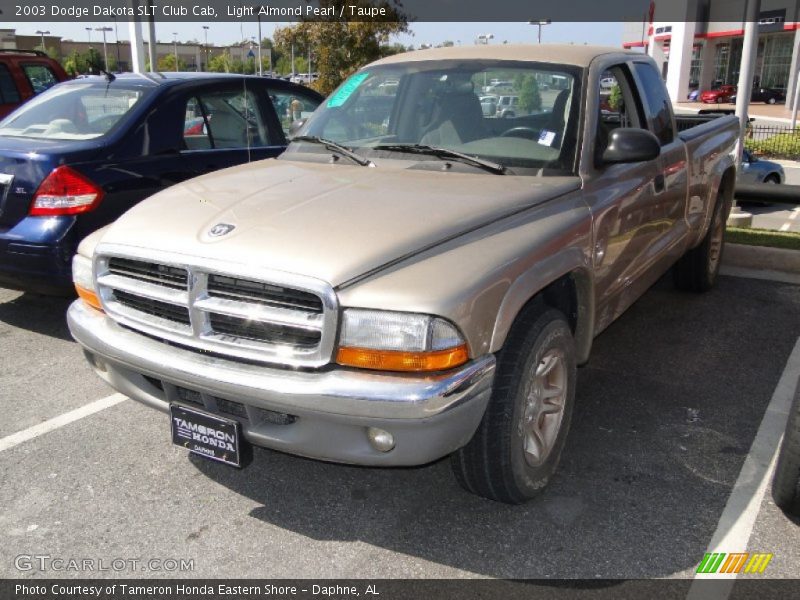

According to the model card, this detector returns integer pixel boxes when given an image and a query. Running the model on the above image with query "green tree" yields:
[379,42,407,57]
[208,51,233,73]
[273,0,408,95]
[157,53,187,72]
[608,84,622,111]
[518,75,542,114]
[62,49,87,76]
[84,47,105,72]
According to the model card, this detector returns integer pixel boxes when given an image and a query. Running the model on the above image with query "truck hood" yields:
[99,158,580,287]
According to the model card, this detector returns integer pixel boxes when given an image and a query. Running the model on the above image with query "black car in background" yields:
[0,73,322,293]
[730,87,786,105]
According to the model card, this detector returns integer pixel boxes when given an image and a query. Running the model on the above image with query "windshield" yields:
[0,82,151,140]
[294,60,582,175]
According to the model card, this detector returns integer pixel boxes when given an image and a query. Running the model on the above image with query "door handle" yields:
[653,174,666,194]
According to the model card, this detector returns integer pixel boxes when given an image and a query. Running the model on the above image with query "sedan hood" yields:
[99,158,580,287]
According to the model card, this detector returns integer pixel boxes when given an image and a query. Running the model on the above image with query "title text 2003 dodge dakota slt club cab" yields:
[67,46,738,503]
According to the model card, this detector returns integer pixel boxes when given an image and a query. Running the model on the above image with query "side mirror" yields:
[601,128,661,165]
[288,118,306,138]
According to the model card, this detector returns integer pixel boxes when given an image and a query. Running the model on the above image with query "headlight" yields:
[72,254,102,311]
[336,309,468,372]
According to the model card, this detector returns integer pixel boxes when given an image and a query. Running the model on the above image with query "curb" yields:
[723,243,800,274]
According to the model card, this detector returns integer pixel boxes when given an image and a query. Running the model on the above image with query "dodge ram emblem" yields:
[208,223,235,237]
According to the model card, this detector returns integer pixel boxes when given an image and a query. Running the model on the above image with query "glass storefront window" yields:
[761,34,793,91]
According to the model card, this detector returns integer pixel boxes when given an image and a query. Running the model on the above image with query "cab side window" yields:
[268,89,321,139]
[633,62,675,145]
[596,65,645,166]
[182,89,270,151]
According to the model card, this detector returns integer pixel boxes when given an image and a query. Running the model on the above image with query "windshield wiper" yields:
[371,144,506,175]
[291,135,374,167]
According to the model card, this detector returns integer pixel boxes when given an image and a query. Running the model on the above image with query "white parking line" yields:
[686,337,800,599]
[779,207,800,232]
[0,393,127,454]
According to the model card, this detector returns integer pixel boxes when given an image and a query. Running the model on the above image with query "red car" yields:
[0,49,69,119]
[700,85,736,104]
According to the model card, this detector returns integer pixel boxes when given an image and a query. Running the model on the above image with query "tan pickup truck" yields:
[68,45,739,503]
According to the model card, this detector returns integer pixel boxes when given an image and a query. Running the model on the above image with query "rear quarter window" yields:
[22,63,59,94]
[633,62,675,145]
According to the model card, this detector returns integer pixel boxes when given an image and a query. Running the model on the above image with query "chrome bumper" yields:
[67,301,496,466]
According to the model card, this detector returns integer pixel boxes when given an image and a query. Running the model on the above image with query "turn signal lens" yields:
[337,345,469,372]
[75,284,103,312]
[29,166,104,216]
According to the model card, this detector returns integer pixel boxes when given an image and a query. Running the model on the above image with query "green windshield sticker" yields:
[327,72,369,107]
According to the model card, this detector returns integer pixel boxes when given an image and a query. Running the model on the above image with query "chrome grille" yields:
[208,274,323,312]
[95,247,338,368]
[108,257,188,289]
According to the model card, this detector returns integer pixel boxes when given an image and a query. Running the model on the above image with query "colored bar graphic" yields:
[696,552,773,574]
[744,553,773,574]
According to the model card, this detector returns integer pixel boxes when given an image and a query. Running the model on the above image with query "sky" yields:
[8,21,624,49]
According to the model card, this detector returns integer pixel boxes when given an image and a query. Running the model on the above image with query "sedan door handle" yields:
[653,174,666,194]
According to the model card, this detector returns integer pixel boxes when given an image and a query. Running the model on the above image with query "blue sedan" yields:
[739,149,785,185]
[0,73,322,294]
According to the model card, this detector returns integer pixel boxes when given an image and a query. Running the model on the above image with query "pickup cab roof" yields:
[372,44,644,68]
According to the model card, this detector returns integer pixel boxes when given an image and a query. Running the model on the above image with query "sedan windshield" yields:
[0,81,151,140]
[294,60,582,175]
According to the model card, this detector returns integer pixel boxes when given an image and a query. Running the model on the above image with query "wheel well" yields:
[719,166,736,210]
[493,268,593,364]
[541,274,579,334]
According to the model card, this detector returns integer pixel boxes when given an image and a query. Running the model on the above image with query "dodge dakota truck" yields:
[67,45,739,504]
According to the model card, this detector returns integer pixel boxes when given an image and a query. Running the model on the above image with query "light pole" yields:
[35,30,49,53]
[255,7,263,76]
[113,17,121,71]
[202,26,209,71]
[85,27,92,46]
[95,27,112,70]
[173,32,179,72]
[529,20,551,44]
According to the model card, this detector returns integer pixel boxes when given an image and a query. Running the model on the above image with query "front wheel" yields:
[451,304,576,504]
[674,191,728,292]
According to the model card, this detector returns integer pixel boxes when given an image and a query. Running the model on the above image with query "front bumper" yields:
[67,300,496,466]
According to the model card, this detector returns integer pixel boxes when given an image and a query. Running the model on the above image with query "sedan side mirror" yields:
[288,118,307,138]
[601,128,661,165]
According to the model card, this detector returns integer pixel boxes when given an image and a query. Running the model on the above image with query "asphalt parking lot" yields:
[1,272,799,582]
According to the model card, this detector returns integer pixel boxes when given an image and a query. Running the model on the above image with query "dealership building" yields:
[623,0,800,106]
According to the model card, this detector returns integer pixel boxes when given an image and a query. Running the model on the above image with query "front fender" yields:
[490,249,594,363]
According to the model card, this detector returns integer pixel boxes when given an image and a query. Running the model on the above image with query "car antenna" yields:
[101,68,116,82]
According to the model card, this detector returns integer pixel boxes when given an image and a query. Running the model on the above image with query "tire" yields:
[768,97,777,105]
[673,191,729,292]
[764,174,780,184]
[772,386,800,516]
[450,303,576,504]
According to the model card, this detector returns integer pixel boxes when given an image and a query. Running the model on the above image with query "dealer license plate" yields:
[170,404,244,467]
